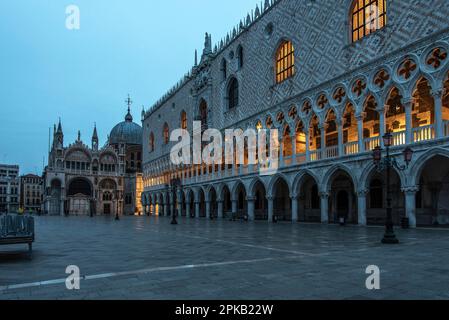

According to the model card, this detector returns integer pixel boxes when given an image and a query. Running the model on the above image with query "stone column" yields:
[404,99,413,144]
[433,89,444,138]
[291,134,297,165]
[217,200,224,219]
[247,196,255,221]
[356,113,364,153]
[177,189,183,217]
[357,190,368,226]
[320,124,326,159]
[320,192,329,224]
[291,195,299,223]
[205,201,211,219]
[267,196,274,222]
[186,203,191,218]
[337,120,344,156]
[231,199,238,220]
[195,201,200,218]
[379,107,386,148]
[403,187,418,228]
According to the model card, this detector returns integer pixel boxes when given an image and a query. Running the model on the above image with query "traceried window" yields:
[163,123,169,145]
[351,0,387,43]
[276,41,295,84]
[227,78,239,109]
[149,132,155,152]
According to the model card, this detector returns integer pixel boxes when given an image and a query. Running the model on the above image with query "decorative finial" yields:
[125,94,133,122]
[77,130,81,141]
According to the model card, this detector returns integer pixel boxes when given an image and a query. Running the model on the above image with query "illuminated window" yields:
[181,111,187,130]
[276,41,295,84]
[228,78,239,109]
[163,123,169,145]
[351,0,387,43]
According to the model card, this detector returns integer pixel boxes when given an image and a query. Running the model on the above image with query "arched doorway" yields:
[235,183,247,219]
[99,179,117,215]
[328,170,357,224]
[209,187,218,218]
[412,78,435,142]
[363,95,380,151]
[385,87,406,145]
[67,178,93,215]
[366,170,404,225]
[416,155,449,226]
[253,180,268,220]
[186,190,194,218]
[198,188,206,218]
[222,185,232,219]
[273,178,291,221]
[48,179,62,215]
[298,174,321,222]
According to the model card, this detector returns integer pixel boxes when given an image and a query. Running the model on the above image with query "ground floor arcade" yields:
[142,147,449,228]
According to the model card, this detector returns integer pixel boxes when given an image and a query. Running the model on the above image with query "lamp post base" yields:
[382,233,399,244]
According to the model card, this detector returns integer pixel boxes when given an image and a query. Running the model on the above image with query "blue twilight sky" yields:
[0,0,258,174]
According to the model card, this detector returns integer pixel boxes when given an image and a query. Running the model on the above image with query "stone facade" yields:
[43,106,143,216]
[142,0,449,227]
[0,164,20,214]
[19,174,43,214]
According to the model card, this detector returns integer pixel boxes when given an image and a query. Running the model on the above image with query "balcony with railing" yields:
[344,141,359,155]
[413,125,435,143]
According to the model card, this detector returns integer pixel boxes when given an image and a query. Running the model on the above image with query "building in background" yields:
[141,0,449,228]
[19,174,43,214]
[43,98,143,216]
[0,164,20,213]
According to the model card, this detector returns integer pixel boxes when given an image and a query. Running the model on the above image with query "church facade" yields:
[141,0,449,227]
[43,102,143,216]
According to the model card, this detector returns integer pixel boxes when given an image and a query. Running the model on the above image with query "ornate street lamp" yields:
[372,132,414,244]
[115,190,121,221]
[170,178,181,225]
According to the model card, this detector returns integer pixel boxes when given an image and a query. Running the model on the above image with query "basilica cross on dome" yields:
[125,94,133,111]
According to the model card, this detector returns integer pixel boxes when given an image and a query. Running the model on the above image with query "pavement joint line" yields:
[0,257,286,292]
[145,229,329,257]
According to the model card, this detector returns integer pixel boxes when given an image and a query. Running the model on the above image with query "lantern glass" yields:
[373,146,382,162]
[403,147,413,165]
[383,132,393,147]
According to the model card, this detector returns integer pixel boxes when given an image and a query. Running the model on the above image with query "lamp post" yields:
[170,178,181,225]
[115,190,121,221]
[372,132,413,244]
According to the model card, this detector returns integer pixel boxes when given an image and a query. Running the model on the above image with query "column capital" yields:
[357,189,369,197]
[402,186,420,195]
[319,191,330,199]
[266,196,274,201]
[290,194,299,201]
[431,88,444,99]
[246,196,256,202]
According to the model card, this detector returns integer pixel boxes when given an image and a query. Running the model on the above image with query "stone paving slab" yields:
[1,216,449,300]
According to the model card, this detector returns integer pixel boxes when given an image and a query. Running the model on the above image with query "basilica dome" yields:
[109,108,143,146]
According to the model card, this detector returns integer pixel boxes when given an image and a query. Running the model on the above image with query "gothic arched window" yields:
[351,0,387,43]
[237,45,244,69]
[276,40,295,84]
[149,132,155,152]
[221,59,227,81]
[227,78,239,110]
[163,123,169,145]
